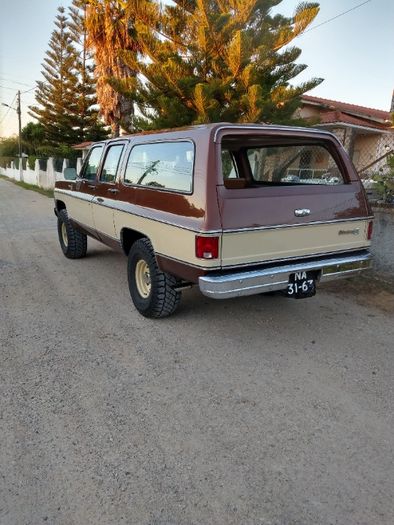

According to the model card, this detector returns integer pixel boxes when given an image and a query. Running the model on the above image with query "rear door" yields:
[216,131,371,267]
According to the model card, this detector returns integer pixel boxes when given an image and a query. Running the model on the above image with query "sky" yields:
[0,0,393,137]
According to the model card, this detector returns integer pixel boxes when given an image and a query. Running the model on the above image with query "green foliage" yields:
[21,122,45,155]
[85,0,137,136]
[115,0,322,130]
[29,7,82,147]
[387,154,394,173]
[372,155,394,203]
[0,157,15,169]
[27,156,37,170]
[29,5,108,151]
[0,137,19,157]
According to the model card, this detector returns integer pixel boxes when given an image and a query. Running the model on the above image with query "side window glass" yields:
[124,141,194,192]
[222,149,239,179]
[100,144,124,183]
[80,146,104,181]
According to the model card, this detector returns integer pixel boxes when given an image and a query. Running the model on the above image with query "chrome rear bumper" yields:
[198,251,372,299]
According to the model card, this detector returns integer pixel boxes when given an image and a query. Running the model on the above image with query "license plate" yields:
[286,271,316,298]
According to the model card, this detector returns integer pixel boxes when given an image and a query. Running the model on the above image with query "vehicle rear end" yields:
[199,125,373,299]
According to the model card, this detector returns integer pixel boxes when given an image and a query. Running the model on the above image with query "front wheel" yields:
[127,238,181,318]
[57,209,87,259]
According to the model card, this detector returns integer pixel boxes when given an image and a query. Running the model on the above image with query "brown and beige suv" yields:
[54,123,373,317]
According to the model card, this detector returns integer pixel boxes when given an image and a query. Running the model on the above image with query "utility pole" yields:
[1,92,23,181]
[17,90,23,182]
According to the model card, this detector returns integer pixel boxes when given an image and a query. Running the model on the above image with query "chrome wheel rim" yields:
[61,222,68,248]
[135,260,151,298]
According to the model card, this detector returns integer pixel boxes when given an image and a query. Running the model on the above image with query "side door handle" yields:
[107,188,119,194]
[294,208,311,217]
[87,184,96,190]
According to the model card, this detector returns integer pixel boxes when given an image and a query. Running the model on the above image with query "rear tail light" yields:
[195,235,219,259]
[367,221,373,240]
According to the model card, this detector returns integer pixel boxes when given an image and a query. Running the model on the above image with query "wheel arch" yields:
[55,199,66,213]
[120,227,150,256]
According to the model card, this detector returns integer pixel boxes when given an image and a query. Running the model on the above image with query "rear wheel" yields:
[57,209,87,259]
[128,238,181,318]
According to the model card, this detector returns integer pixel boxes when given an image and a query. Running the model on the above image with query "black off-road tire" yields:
[128,238,181,318]
[57,209,87,259]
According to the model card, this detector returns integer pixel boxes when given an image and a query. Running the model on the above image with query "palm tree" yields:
[85,0,138,136]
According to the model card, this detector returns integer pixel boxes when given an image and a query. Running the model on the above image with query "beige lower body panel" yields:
[55,189,95,230]
[221,220,371,267]
[112,208,219,269]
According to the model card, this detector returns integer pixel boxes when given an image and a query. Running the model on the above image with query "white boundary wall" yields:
[0,157,83,189]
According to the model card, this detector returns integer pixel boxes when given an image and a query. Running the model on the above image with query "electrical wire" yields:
[300,0,372,36]
[0,77,32,88]
[22,86,37,94]
[0,84,36,94]
[0,94,17,125]
[0,85,19,91]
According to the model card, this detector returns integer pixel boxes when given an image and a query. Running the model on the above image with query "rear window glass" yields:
[124,141,194,192]
[222,143,344,186]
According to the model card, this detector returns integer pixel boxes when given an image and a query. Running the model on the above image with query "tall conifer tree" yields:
[117,0,323,129]
[68,0,108,141]
[29,7,82,147]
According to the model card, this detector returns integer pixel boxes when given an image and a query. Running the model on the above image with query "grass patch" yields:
[0,174,53,198]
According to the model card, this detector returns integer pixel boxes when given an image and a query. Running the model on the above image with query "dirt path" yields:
[1,178,393,525]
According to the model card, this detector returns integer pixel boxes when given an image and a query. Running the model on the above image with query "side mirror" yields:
[64,167,77,180]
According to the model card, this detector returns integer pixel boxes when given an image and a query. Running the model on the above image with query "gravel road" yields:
[1,178,393,525]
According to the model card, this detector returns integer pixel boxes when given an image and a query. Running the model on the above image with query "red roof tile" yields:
[319,110,391,130]
[72,141,93,150]
[302,95,392,121]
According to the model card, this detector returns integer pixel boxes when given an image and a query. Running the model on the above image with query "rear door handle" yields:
[107,188,119,194]
[87,184,96,190]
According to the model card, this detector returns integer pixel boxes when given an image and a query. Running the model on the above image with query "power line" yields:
[0,84,20,91]
[0,77,32,88]
[0,83,36,93]
[22,86,37,94]
[300,0,372,36]
[0,94,17,125]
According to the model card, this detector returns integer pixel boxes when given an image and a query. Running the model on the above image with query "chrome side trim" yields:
[198,252,372,299]
[155,252,221,270]
[222,216,373,234]
[55,188,94,203]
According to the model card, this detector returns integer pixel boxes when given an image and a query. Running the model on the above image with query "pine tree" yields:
[29,7,82,148]
[117,0,323,130]
[68,0,108,141]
